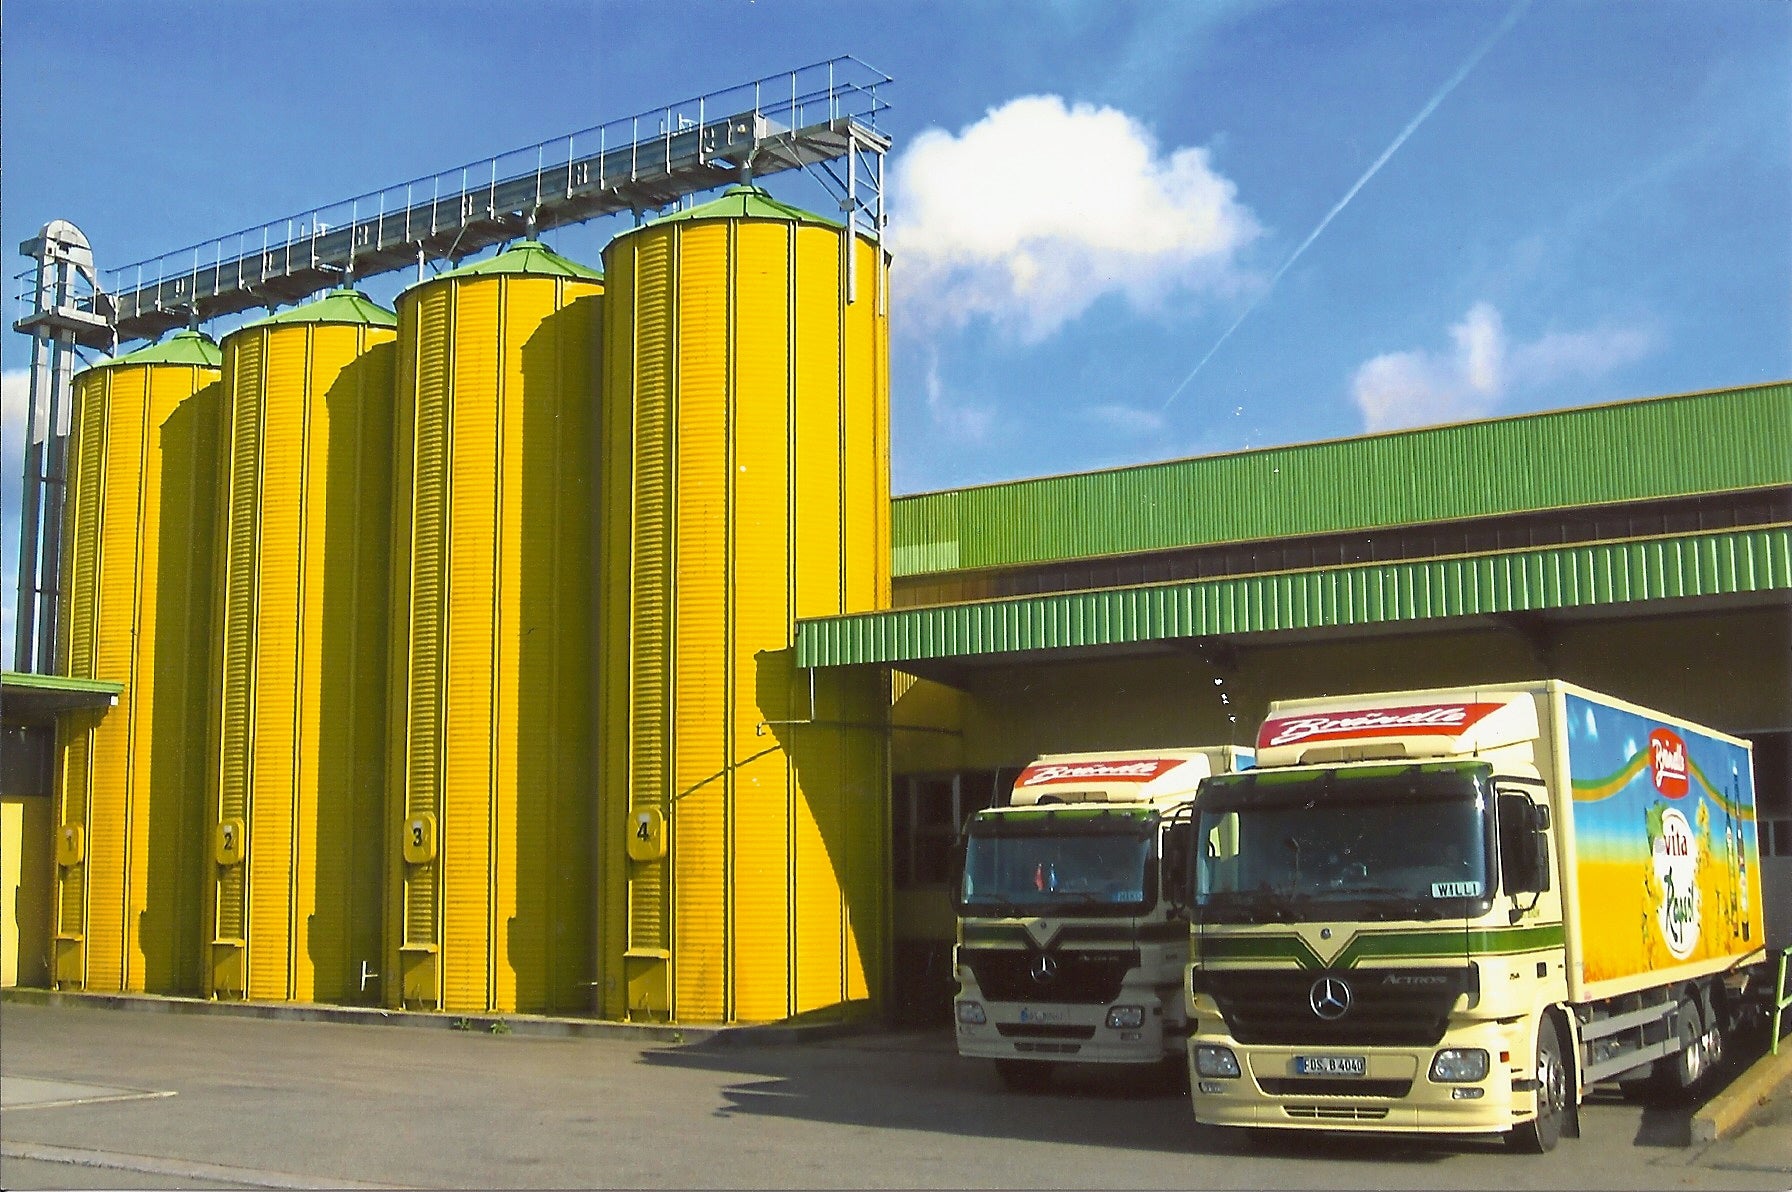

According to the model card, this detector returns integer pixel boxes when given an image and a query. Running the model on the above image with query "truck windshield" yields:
[957,812,1156,917]
[1192,763,1495,922]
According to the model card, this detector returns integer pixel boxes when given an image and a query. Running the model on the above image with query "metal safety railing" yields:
[1773,949,1790,1056]
[70,56,891,346]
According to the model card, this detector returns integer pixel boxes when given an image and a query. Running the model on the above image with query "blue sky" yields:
[3,0,1789,661]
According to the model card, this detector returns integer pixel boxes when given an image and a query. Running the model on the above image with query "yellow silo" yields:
[388,241,601,1014]
[598,185,891,1024]
[54,329,223,995]
[206,290,396,1004]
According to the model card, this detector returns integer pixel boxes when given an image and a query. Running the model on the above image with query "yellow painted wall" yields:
[389,258,600,1014]
[208,316,394,1004]
[55,347,221,994]
[1,796,53,987]
[599,207,889,1024]
[890,672,969,776]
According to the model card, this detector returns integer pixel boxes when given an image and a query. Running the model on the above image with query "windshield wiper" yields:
[1051,890,1112,906]
[964,894,1027,915]
[1320,885,1456,921]
[1243,888,1313,923]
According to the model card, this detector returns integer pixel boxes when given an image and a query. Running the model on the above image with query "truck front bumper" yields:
[955,980,1183,1065]
[1190,1022,1536,1135]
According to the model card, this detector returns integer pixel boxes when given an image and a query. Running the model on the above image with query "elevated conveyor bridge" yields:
[24,57,891,349]
[10,57,892,672]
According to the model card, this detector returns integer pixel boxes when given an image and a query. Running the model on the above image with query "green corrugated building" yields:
[790,381,1792,1023]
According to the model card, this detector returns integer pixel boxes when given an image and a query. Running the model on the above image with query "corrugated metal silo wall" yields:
[891,382,1792,577]
[389,267,600,1013]
[599,217,888,1024]
[208,318,394,1004]
[55,351,221,994]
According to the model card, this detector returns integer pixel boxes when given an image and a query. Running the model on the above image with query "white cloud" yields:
[922,353,995,444]
[887,95,1260,342]
[1083,403,1168,436]
[1350,303,1655,432]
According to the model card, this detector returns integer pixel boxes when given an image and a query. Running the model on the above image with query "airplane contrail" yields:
[1161,0,1531,414]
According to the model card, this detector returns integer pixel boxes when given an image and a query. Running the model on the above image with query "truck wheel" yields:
[994,1059,1055,1092]
[1506,1016,1567,1153]
[1649,997,1710,1103]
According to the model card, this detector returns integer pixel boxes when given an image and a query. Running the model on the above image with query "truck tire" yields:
[1649,996,1711,1103]
[994,1059,1055,1092]
[1506,1016,1568,1153]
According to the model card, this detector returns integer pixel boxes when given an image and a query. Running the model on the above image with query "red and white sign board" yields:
[1256,702,1506,753]
[1014,758,1187,788]
[1648,728,1690,797]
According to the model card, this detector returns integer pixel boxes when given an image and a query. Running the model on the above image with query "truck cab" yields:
[951,746,1251,1091]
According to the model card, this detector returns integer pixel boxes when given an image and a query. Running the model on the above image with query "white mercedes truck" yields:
[1183,681,1771,1151]
[952,746,1253,1091]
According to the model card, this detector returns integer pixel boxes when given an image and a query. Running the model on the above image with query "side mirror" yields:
[1162,822,1193,916]
[1529,829,1552,894]
[947,835,969,913]
[1498,793,1552,897]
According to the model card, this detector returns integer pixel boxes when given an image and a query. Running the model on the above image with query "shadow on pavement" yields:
[638,1017,1771,1163]
[638,1028,1458,1165]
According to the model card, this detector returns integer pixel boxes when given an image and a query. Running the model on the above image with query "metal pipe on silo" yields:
[206,290,398,1005]
[387,241,602,1015]
[54,330,224,995]
[597,185,892,1025]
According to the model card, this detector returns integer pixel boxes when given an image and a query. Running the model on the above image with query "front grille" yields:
[996,1023,1097,1040]
[961,948,1139,1005]
[1258,1077,1413,1098]
[1015,1042,1083,1054]
[1201,967,1473,1047]
[1284,1105,1390,1121]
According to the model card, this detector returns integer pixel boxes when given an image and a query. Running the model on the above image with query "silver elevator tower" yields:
[12,220,112,673]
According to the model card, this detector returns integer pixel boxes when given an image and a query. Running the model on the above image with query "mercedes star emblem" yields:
[1030,954,1058,984]
[1309,976,1352,1020]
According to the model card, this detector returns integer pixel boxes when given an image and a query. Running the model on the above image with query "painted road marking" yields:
[0,1141,411,1190]
[0,1075,177,1110]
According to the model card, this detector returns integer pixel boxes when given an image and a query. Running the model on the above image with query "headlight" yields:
[1194,1044,1241,1078]
[1429,1048,1489,1082]
[955,1000,986,1025]
[1106,1005,1145,1030]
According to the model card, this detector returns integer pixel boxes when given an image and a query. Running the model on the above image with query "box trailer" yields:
[1182,680,1771,1151]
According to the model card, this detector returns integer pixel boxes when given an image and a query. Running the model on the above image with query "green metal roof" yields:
[891,383,1792,577]
[421,239,602,285]
[0,672,123,696]
[1,671,123,721]
[797,526,1792,667]
[648,183,843,229]
[80,329,222,372]
[243,288,397,330]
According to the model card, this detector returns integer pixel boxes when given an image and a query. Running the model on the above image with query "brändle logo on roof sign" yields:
[1257,702,1505,750]
[1015,759,1185,786]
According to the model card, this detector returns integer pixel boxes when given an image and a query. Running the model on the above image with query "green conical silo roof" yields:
[427,240,602,283]
[649,184,843,229]
[244,288,397,329]
[84,328,222,371]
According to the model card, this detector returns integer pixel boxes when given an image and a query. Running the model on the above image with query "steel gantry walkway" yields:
[10,57,893,671]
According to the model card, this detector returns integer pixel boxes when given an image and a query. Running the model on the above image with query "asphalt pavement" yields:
[1,993,1787,1191]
